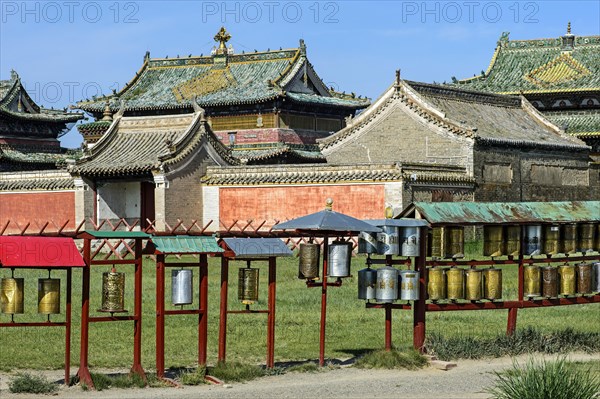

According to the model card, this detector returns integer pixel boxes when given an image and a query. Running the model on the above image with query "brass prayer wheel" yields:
[483,226,505,257]
[444,227,464,259]
[563,224,578,254]
[38,278,60,314]
[523,265,541,298]
[576,262,593,294]
[465,268,483,301]
[483,267,502,300]
[429,227,442,258]
[298,243,320,280]
[558,264,576,296]
[579,223,596,253]
[446,267,465,300]
[238,267,259,304]
[506,226,521,256]
[1,278,24,314]
[100,269,126,313]
[543,225,561,255]
[427,267,446,301]
[524,225,542,256]
[541,266,558,298]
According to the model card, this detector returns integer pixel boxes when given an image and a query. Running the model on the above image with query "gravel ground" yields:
[0,353,597,399]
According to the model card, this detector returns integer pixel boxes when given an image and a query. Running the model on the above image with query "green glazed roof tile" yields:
[151,236,223,254]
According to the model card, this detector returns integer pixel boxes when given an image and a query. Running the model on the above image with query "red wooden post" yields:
[198,254,208,366]
[156,254,165,378]
[319,235,329,367]
[384,303,392,351]
[266,257,276,368]
[77,238,93,388]
[131,239,145,377]
[413,226,428,352]
[65,268,72,385]
[218,257,229,363]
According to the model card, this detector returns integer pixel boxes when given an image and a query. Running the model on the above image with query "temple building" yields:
[454,24,600,157]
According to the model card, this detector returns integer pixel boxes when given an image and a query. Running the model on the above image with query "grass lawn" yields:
[1,249,599,371]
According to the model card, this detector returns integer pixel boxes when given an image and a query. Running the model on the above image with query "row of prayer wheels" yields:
[523,262,600,298]
[358,266,420,302]
[427,266,503,301]
[0,277,61,314]
[298,241,353,280]
[358,227,420,257]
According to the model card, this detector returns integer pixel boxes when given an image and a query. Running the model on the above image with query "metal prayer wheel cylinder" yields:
[172,269,193,306]
[358,267,377,300]
[465,268,483,301]
[543,225,561,255]
[101,270,126,312]
[1,278,24,314]
[541,266,558,298]
[427,267,446,301]
[358,232,378,254]
[483,226,505,257]
[429,228,442,258]
[376,266,398,303]
[444,227,464,258]
[328,241,352,278]
[399,270,419,301]
[593,263,600,293]
[400,227,420,257]
[506,226,521,256]
[563,224,578,254]
[483,267,502,300]
[238,268,259,304]
[558,264,576,296]
[446,267,465,300]
[298,243,320,280]
[524,225,542,256]
[576,263,592,294]
[38,278,60,314]
[377,226,399,256]
[579,223,596,253]
[524,265,541,298]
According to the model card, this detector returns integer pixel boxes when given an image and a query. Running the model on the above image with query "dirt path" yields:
[1,353,597,399]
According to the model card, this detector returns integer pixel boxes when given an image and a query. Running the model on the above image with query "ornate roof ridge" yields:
[407,80,521,107]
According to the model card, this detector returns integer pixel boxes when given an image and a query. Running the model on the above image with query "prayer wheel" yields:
[558,264,576,296]
[400,227,420,257]
[376,266,398,303]
[543,225,561,255]
[328,241,352,278]
[506,226,521,256]
[172,269,193,306]
[596,224,600,251]
[483,267,502,301]
[541,266,558,298]
[100,268,126,313]
[38,278,60,314]
[238,268,259,304]
[399,270,419,301]
[483,226,505,257]
[576,263,593,294]
[1,278,24,314]
[429,228,442,258]
[427,267,446,301]
[444,227,464,259]
[358,232,378,254]
[579,223,596,253]
[563,224,578,254]
[593,263,600,293]
[465,268,483,301]
[377,226,399,255]
[446,267,465,300]
[298,243,320,280]
[523,265,541,298]
[524,225,542,256]
[358,267,377,300]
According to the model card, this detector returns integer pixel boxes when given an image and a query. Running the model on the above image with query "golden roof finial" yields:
[385,206,393,219]
[567,21,571,35]
[214,27,231,54]
[101,101,113,122]
[325,198,333,211]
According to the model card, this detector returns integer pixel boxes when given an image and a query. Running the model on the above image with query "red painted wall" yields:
[0,191,75,234]
[219,184,385,226]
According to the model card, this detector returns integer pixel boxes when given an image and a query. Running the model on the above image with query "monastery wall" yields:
[0,191,75,234]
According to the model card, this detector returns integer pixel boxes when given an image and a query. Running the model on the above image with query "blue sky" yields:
[1,0,599,148]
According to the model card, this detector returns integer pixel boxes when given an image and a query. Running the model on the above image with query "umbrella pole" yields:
[319,235,328,367]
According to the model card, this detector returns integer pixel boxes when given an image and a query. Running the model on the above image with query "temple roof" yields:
[543,110,600,137]
[320,78,589,153]
[231,143,325,164]
[0,170,75,191]
[0,145,82,169]
[455,29,600,94]
[77,29,369,114]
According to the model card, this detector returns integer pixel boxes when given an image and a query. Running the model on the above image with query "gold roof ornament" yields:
[567,21,571,35]
[214,27,231,55]
[325,198,333,211]
[101,101,113,122]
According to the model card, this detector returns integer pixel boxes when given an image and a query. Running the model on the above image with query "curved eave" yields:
[0,107,83,123]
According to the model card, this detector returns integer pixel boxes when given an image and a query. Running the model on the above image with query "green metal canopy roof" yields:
[400,201,600,226]
[151,236,223,254]
[80,231,152,239]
